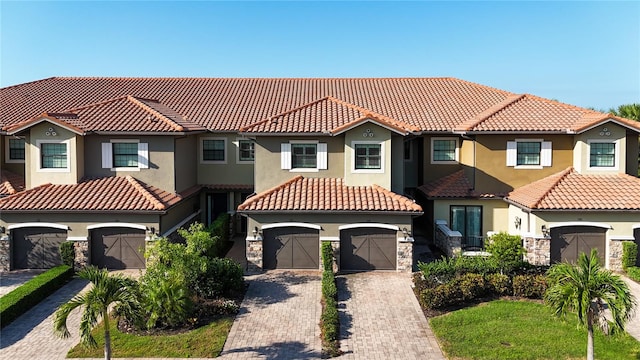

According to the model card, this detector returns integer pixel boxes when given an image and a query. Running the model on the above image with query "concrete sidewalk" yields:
[622,275,640,341]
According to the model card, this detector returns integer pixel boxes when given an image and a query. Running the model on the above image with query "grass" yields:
[67,315,234,358]
[430,300,640,360]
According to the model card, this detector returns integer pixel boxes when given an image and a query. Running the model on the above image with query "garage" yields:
[340,227,397,271]
[90,227,146,269]
[550,226,606,264]
[12,227,67,269]
[634,227,640,266]
[263,226,319,269]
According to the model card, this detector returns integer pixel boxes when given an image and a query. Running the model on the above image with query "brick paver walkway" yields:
[337,272,445,360]
[219,270,322,359]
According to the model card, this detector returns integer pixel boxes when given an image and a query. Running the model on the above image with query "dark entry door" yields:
[340,228,396,271]
[91,228,146,269]
[263,227,319,269]
[12,227,67,269]
[451,205,483,250]
[550,226,606,264]
[207,193,228,226]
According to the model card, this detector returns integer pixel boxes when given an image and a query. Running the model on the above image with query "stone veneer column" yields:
[397,238,414,273]
[73,240,89,270]
[608,240,626,272]
[523,236,550,266]
[0,235,10,272]
[246,238,263,274]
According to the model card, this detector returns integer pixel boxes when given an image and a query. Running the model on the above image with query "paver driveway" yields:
[220,270,322,359]
[337,272,445,360]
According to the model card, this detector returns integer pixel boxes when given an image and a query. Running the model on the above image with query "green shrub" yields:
[194,258,244,299]
[485,232,526,272]
[459,273,487,300]
[622,241,638,270]
[0,265,73,328]
[140,274,192,329]
[322,242,334,272]
[207,214,230,256]
[418,255,500,282]
[512,274,547,299]
[486,273,511,295]
[59,241,75,268]
[322,271,337,300]
[626,266,640,282]
[420,282,462,309]
[320,239,340,357]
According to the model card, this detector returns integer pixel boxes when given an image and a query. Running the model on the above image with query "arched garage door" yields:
[12,227,67,269]
[340,227,397,271]
[263,227,319,269]
[550,226,606,264]
[91,227,146,269]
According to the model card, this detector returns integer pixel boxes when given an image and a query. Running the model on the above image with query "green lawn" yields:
[67,315,234,358]
[430,300,640,360]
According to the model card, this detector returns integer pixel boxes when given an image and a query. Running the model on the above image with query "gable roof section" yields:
[0,176,190,212]
[506,167,640,210]
[416,170,502,199]
[237,176,422,213]
[239,96,420,135]
[0,170,25,196]
[6,95,205,134]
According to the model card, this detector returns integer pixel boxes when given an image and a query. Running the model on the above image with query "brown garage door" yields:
[550,226,606,264]
[263,227,319,269]
[340,228,396,271]
[91,228,146,269]
[635,228,640,266]
[12,227,67,269]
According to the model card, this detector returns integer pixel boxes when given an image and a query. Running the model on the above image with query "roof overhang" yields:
[238,210,424,216]
[7,114,85,136]
[331,117,410,136]
[575,117,640,134]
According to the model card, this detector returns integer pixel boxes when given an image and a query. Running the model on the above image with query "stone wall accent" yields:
[73,240,89,270]
[609,240,626,272]
[523,236,550,266]
[246,238,263,274]
[397,239,413,273]
[0,236,9,272]
[434,221,462,257]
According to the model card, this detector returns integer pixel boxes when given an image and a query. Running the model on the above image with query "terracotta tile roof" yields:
[1,77,513,132]
[237,176,422,213]
[203,184,254,191]
[460,94,640,133]
[506,167,640,210]
[0,170,25,196]
[0,176,186,212]
[6,95,205,134]
[239,96,420,135]
[417,170,502,199]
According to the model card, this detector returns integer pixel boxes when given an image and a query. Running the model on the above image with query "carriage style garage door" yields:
[635,228,640,266]
[340,227,397,271]
[550,226,606,264]
[91,228,146,269]
[12,227,67,269]
[263,227,319,269]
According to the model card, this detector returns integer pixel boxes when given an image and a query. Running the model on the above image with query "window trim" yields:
[281,140,327,172]
[111,139,140,170]
[587,139,619,171]
[351,140,384,174]
[506,139,552,169]
[430,137,459,164]
[36,139,70,172]
[102,139,148,171]
[5,137,25,163]
[200,137,227,164]
[291,143,318,170]
[235,138,255,164]
[516,140,542,167]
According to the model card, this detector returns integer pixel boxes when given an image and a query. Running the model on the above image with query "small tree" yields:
[59,241,76,269]
[54,267,139,360]
[545,249,636,360]
[485,232,526,272]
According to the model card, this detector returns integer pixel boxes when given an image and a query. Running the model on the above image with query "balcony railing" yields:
[462,236,485,251]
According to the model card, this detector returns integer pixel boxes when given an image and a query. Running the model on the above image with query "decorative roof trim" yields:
[575,116,640,134]
[338,223,400,231]
[6,114,85,135]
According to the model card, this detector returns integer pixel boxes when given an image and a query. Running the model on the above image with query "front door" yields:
[451,205,483,250]
[207,193,228,226]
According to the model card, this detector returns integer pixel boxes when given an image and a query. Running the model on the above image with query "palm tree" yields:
[609,103,640,122]
[545,249,636,360]
[53,266,139,360]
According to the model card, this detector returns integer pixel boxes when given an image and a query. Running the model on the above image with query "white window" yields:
[280,141,327,171]
[236,139,255,163]
[431,138,459,164]
[5,137,25,163]
[588,139,619,170]
[351,141,384,173]
[36,139,70,172]
[506,140,552,168]
[101,140,149,170]
[201,137,227,164]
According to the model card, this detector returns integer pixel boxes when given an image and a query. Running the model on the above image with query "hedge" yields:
[320,241,341,357]
[622,241,638,270]
[0,265,74,328]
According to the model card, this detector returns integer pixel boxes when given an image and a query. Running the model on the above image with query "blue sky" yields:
[1,1,638,110]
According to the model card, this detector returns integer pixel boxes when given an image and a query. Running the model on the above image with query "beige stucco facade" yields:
[573,123,628,175]
[432,198,509,237]
[196,133,255,187]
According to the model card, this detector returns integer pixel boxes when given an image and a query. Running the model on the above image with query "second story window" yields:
[355,143,381,169]
[516,142,541,166]
[113,143,139,167]
[280,142,327,171]
[292,144,317,168]
[238,140,255,162]
[431,138,459,164]
[506,140,552,168]
[202,139,226,162]
[7,138,25,163]
[41,142,67,169]
[590,142,615,168]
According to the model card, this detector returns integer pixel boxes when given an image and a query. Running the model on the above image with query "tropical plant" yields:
[53,266,140,360]
[485,232,526,272]
[545,249,636,360]
[609,103,640,122]
[59,241,76,268]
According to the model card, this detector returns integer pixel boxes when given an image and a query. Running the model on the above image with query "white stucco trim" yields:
[161,210,202,238]
[86,223,147,231]
[320,236,340,242]
[338,223,399,231]
[632,224,640,230]
[261,222,322,230]
[8,222,69,230]
[547,221,612,230]
[67,236,88,241]
[610,236,636,241]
